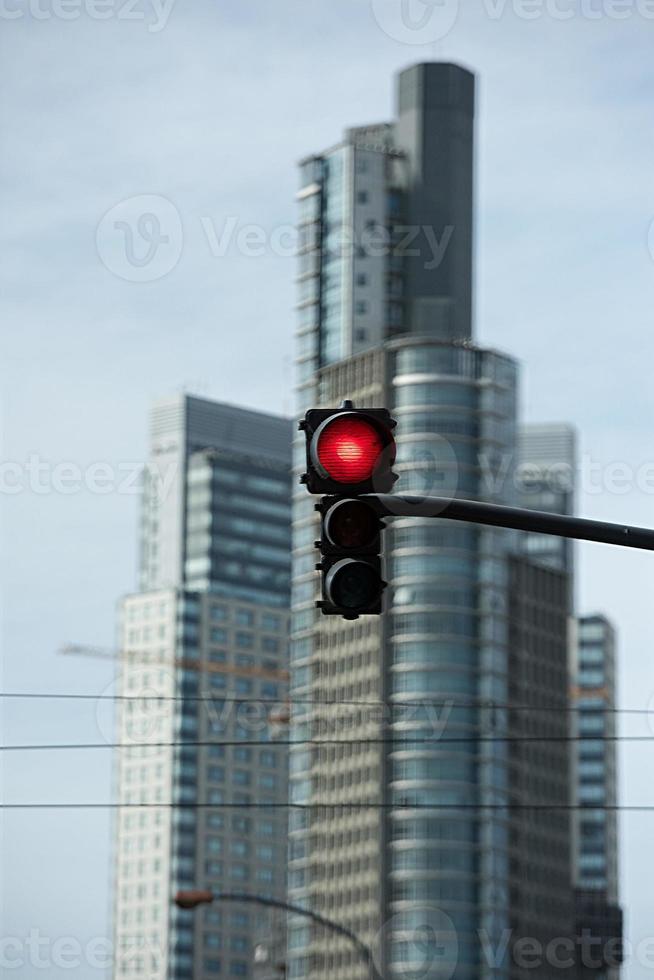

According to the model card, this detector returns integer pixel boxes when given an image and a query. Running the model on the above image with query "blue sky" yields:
[2,1,654,976]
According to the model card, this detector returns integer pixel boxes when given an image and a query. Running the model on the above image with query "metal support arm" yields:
[365,494,654,552]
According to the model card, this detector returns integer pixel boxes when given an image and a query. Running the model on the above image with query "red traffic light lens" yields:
[315,416,390,484]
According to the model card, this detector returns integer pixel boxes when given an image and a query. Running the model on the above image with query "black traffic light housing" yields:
[315,496,387,619]
[299,402,397,495]
[300,402,396,619]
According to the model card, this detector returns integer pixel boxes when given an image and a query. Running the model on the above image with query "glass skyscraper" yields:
[113,394,293,980]
[387,343,519,980]
[289,62,580,980]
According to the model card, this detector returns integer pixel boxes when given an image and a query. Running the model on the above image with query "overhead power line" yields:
[1,802,653,811]
[1,734,652,752]
[0,691,645,715]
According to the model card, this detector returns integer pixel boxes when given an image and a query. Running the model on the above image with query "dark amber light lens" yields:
[326,499,378,550]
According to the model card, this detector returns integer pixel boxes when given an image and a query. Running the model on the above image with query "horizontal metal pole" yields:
[365,494,654,552]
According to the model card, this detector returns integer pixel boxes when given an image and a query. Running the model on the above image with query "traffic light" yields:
[299,402,396,619]
[299,402,397,495]
[316,496,386,618]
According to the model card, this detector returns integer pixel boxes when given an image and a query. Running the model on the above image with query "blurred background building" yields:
[289,61,620,980]
[518,423,577,581]
[519,429,622,979]
[113,395,292,979]
[572,615,623,980]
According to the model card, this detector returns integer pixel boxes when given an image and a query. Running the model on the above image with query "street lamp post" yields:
[174,890,381,979]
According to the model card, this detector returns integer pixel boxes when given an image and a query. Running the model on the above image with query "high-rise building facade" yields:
[289,62,580,980]
[573,617,618,899]
[113,395,293,979]
[572,616,622,980]
[139,395,292,597]
[518,424,577,579]
[507,557,574,980]
[518,428,622,977]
